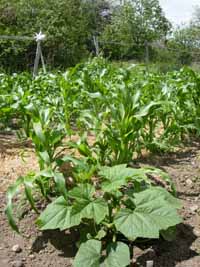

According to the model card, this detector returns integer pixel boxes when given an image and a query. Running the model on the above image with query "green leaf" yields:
[99,165,148,192]
[95,229,106,240]
[101,242,130,267]
[5,173,36,233]
[37,169,68,200]
[37,184,109,230]
[39,151,51,165]
[72,198,109,224]
[36,196,81,230]
[69,184,109,224]
[134,101,161,119]
[137,187,181,209]
[53,172,68,200]
[24,181,39,214]
[114,188,182,240]
[33,122,46,143]
[68,183,95,201]
[74,239,101,267]
[161,226,177,241]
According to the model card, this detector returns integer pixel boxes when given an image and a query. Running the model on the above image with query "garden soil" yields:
[0,133,200,267]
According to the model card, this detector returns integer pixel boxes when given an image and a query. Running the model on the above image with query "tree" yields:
[0,0,94,70]
[100,0,171,59]
[166,5,200,66]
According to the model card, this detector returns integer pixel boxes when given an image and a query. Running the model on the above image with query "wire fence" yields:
[1,32,200,74]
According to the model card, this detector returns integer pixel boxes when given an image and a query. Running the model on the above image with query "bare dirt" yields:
[0,133,200,267]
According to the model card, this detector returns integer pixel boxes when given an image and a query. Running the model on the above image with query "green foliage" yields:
[0,0,172,70]
[74,240,130,267]
[36,165,181,266]
[0,0,101,70]
[4,58,200,265]
[101,0,171,59]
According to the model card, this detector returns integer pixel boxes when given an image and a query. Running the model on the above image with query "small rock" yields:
[133,246,144,258]
[12,244,22,253]
[29,254,35,259]
[190,205,198,213]
[12,260,24,267]
[193,229,200,237]
[146,260,154,267]
[186,179,193,186]
[27,245,32,250]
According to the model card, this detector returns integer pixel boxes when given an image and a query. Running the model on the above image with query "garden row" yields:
[1,58,200,266]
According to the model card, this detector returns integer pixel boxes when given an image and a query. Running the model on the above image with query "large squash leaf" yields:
[37,184,109,230]
[74,241,130,267]
[36,196,81,230]
[74,239,101,267]
[70,184,109,224]
[101,242,130,267]
[73,198,109,224]
[99,164,149,192]
[114,188,182,240]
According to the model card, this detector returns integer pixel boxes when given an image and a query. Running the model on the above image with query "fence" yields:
[0,32,46,76]
[1,32,200,73]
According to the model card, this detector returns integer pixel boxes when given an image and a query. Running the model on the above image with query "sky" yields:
[159,0,200,25]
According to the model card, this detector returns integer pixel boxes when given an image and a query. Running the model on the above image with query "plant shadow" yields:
[31,229,79,257]
[134,223,198,267]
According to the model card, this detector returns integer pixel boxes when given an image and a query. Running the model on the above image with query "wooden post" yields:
[40,47,46,74]
[93,36,100,56]
[33,41,41,77]
[33,31,46,77]
[145,40,149,65]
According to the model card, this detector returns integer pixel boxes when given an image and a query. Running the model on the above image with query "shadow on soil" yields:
[0,133,33,155]
[136,224,198,267]
[31,229,78,257]
[30,224,198,266]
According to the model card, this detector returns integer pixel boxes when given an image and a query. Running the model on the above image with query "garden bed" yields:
[0,134,200,267]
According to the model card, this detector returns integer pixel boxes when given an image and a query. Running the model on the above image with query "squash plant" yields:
[5,163,181,265]
[35,164,182,267]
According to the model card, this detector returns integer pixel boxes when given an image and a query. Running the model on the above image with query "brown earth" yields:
[0,133,200,267]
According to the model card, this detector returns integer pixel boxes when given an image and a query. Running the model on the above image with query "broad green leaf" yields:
[99,165,149,192]
[114,188,182,240]
[72,198,109,224]
[69,184,109,224]
[101,242,130,267]
[38,184,108,230]
[37,196,80,230]
[74,239,101,267]
[135,187,181,209]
